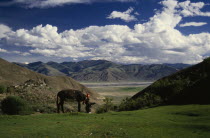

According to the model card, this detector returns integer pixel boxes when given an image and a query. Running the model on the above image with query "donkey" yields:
[56,89,94,113]
[85,101,96,113]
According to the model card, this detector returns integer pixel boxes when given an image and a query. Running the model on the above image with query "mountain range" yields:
[15,60,190,82]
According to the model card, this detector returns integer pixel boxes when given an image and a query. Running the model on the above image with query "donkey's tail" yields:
[56,94,59,113]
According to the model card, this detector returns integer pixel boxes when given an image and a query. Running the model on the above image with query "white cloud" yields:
[180,22,207,27]
[0,0,135,8]
[0,47,30,56]
[12,51,31,56]
[178,0,210,17]
[1,0,210,64]
[0,48,8,53]
[134,12,139,16]
[107,7,137,22]
[0,24,12,38]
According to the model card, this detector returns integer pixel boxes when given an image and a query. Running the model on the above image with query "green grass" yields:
[0,105,210,137]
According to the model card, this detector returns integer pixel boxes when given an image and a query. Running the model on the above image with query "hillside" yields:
[0,58,99,112]
[120,57,210,111]
[15,60,190,82]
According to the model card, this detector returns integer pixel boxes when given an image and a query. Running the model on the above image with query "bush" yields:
[96,97,114,114]
[0,85,6,94]
[118,94,163,111]
[32,104,56,113]
[1,96,33,115]
[6,86,16,94]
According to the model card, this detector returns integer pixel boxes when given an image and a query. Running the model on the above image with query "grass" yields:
[0,105,210,137]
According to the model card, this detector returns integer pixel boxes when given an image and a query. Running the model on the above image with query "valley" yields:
[0,57,210,138]
[81,81,152,104]
[81,81,152,88]
[1,0,210,137]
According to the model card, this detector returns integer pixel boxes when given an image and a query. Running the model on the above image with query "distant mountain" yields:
[163,63,190,70]
[120,57,210,111]
[15,61,66,76]
[15,60,191,82]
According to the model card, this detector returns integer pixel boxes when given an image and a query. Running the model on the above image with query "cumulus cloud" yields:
[0,47,30,56]
[12,51,31,56]
[107,7,137,22]
[0,24,12,38]
[0,48,8,53]
[1,0,210,64]
[180,22,207,27]
[178,0,210,17]
[0,0,135,8]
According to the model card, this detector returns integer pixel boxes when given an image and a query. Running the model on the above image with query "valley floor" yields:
[81,82,152,104]
[0,105,210,137]
[81,81,153,88]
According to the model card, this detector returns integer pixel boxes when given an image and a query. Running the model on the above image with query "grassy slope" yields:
[131,58,210,108]
[0,105,210,137]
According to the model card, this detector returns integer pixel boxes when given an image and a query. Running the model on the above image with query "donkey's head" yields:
[85,102,96,113]
[82,93,96,113]
[82,93,90,104]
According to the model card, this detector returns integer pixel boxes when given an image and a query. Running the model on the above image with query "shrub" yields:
[6,86,16,94]
[1,96,33,115]
[103,97,114,111]
[118,94,163,111]
[96,106,107,114]
[0,85,6,94]
[96,97,114,114]
[32,104,56,113]
[118,97,132,111]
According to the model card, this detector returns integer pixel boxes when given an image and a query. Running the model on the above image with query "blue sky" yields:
[0,0,210,64]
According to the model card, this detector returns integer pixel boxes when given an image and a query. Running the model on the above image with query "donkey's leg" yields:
[57,103,60,113]
[61,100,64,113]
[57,99,61,113]
[78,101,81,112]
[56,96,60,113]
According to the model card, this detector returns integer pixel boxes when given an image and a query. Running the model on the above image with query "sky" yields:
[0,0,210,64]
